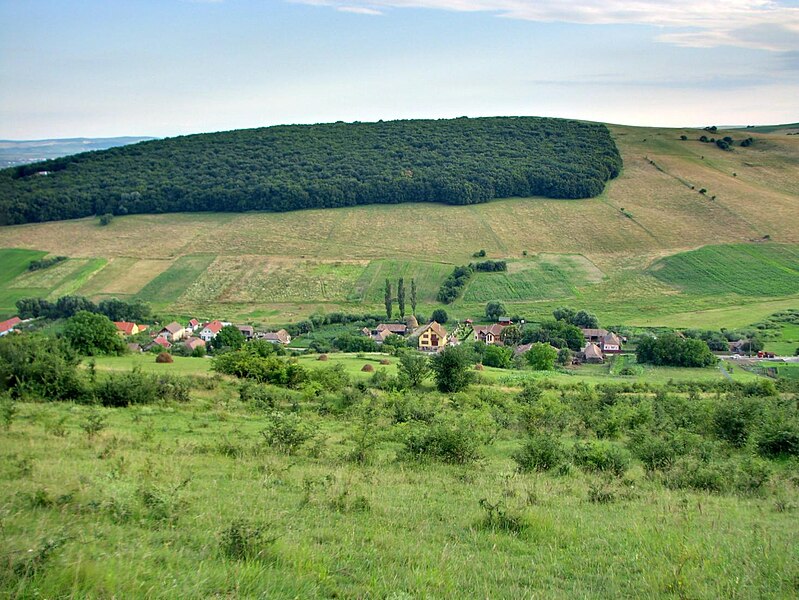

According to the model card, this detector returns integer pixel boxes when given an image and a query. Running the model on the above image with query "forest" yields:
[0,117,622,225]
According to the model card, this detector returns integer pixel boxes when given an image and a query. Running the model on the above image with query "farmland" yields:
[0,123,796,328]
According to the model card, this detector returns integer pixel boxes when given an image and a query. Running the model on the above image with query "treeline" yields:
[28,256,67,271]
[438,260,508,304]
[16,295,150,322]
[0,117,622,225]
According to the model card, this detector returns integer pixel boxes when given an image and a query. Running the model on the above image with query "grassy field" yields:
[0,124,797,326]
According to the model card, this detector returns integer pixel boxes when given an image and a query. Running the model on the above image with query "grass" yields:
[649,244,799,296]
[136,254,216,306]
[350,259,453,303]
[91,354,213,375]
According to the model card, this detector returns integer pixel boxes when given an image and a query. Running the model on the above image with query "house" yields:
[144,336,172,351]
[237,325,254,339]
[581,328,609,343]
[447,335,462,347]
[260,329,291,345]
[600,332,623,354]
[113,321,141,337]
[376,323,408,336]
[127,343,142,353]
[473,323,506,345]
[186,318,201,332]
[0,316,22,337]
[184,337,206,352]
[581,342,604,364]
[158,322,186,342]
[498,316,513,325]
[199,320,224,342]
[415,321,448,352]
[513,343,533,357]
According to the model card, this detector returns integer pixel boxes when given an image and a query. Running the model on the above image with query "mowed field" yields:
[0,124,797,327]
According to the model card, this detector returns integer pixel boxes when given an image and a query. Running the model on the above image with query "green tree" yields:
[397,278,406,318]
[500,324,522,346]
[212,325,247,351]
[63,311,126,356]
[410,279,418,316]
[526,343,558,370]
[485,301,507,321]
[0,334,84,400]
[483,344,513,369]
[557,347,573,366]
[385,279,393,320]
[430,345,474,393]
[431,308,448,324]
[397,349,431,388]
[571,310,599,329]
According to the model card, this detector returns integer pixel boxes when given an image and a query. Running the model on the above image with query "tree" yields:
[212,325,246,351]
[430,345,474,393]
[485,301,507,321]
[636,334,716,367]
[99,213,114,226]
[410,279,418,316]
[500,324,522,346]
[522,320,584,351]
[552,307,576,323]
[431,308,448,324]
[0,334,85,400]
[557,347,573,366]
[384,279,393,320]
[483,344,512,369]
[397,278,406,318]
[571,310,599,329]
[397,349,431,388]
[526,343,558,370]
[63,311,126,356]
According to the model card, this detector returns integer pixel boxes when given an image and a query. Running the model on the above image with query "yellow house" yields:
[114,321,140,337]
[416,321,448,352]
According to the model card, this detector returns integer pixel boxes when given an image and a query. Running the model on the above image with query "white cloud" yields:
[336,5,383,14]
[291,0,799,50]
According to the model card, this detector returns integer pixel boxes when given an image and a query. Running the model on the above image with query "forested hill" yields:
[0,117,622,225]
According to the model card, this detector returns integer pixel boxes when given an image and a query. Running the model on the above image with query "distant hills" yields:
[0,137,156,168]
[0,117,622,225]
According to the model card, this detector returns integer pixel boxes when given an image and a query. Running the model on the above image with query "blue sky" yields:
[1,0,797,138]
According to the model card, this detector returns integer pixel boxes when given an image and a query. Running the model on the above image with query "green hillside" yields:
[0,117,621,225]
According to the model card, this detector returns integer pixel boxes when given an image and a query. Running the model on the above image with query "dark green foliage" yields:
[430,345,474,393]
[572,440,631,476]
[410,279,417,316]
[477,498,528,534]
[469,260,507,272]
[430,309,448,324]
[63,311,126,356]
[483,344,513,369]
[400,414,485,464]
[437,265,474,304]
[557,347,573,366]
[473,249,486,258]
[485,301,507,321]
[332,334,378,353]
[683,329,730,351]
[396,350,431,388]
[212,350,308,388]
[0,118,622,225]
[397,278,405,318]
[513,433,564,472]
[261,411,316,454]
[384,279,392,320]
[99,213,114,226]
[94,370,190,407]
[523,319,584,351]
[211,325,246,351]
[308,364,351,393]
[15,294,149,322]
[636,334,716,367]
[219,520,276,561]
[0,333,85,401]
[740,137,754,147]
[0,392,16,430]
[525,343,558,370]
[713,399,761,448]
[757,416,799,458]
[28,255,67,271]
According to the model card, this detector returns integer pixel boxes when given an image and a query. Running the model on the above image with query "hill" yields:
[0,117,621,225]
[0,136,155,169]
[0,122,797,329]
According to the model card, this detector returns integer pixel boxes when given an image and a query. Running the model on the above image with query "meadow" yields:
[0,124,796,328]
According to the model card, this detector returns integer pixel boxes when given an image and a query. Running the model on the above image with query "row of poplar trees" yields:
[384,278,417,320]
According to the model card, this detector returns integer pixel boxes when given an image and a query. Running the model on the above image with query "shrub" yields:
[0,393,17,430]
[664,457,727,492]
[430,309,448,324]
[261,411,315,454]
[80,409,106,440]
[572,440,630,476]
[94,371,190,406]
[219,519,276,561]
[713,399,760,448]
[155,352,173,364]
[477,498,528,534]
[627,431,680,473]
[757,418,799,458]
[513,433,564,472]
[399,414,486,464]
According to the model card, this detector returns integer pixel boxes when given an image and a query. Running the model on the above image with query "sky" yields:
[0,0,797,139]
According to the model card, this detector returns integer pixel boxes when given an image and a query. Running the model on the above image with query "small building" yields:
[498,316,512,325]
[184,337,206,352]
[581,328,609,343]
[260,329,291,345]
[415,321,448,352]
[376,323,408,336]
[158,322,186,342]
[0,316,22,337]
[186,318,201,332]
[114,321,141,337]
[144,336,172,351]
[199,320,224,342]
[582,342,604,364]
[513,343,533,357]
[237,325,254,339]
[473,323,506,345]
[601,332,623,354]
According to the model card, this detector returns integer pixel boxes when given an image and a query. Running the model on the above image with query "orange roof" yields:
[203,320,224,334]
[417,321,447,339]
[114,321,138,335]
[0,316,21,334]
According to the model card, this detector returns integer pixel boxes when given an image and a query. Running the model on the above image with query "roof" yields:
[415,321,447,339]
[114,321,138,336]
[185,337,206,350]
[602,333,622,346]
[262,329,290,343]
[514,343,533,356]
[474,324,505,337]
[161,322,183,334]
[127,343,142,352]
[0,316,22,334]
[237,325,254,334]
[188,319,200,327]
[498,316,512,323]
[376,323,407,334]
[153,336,172,349]
[581,328,609,338]
[202,320,224,334]
[583,343,603,359]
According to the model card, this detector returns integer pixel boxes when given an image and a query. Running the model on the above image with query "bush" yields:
[477,498,528,534]
[155,352,173,364]
[572,440,630,476]
[757,418,799,458]
[430,309,449,324]
[94,371,190,406]
[219,519,276,561]
[261,411,316,454]
[399,414,486,464]
[713,399,760,448]
[513,433,564,472]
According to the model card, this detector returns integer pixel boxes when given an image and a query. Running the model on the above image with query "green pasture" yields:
[136,254,216,306]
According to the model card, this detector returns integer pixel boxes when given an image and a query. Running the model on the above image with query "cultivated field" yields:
[0,124,797,327]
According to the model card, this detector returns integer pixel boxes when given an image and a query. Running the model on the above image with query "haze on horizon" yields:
[1,0,797,140]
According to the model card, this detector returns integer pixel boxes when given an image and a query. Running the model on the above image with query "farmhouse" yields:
[144,336,172,351]
[376,323,408,335]
[158,322,186,342]
[581,342,604,364]
[186,318,200,332]
[581,328,609,343]
[0,316,22,337]
[199,320,224,342]
[416,321,448,352]
[259,329,291,345]
[473,323,506,345]
[601,332,623,353]
[113,321,141,337]
[237,325,254,339]
[184,337,206,352]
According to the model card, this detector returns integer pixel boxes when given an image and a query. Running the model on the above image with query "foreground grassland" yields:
[0,124,797,326]
[2,378,798,598]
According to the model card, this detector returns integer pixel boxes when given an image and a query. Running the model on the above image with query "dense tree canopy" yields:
[0,117,622,225]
